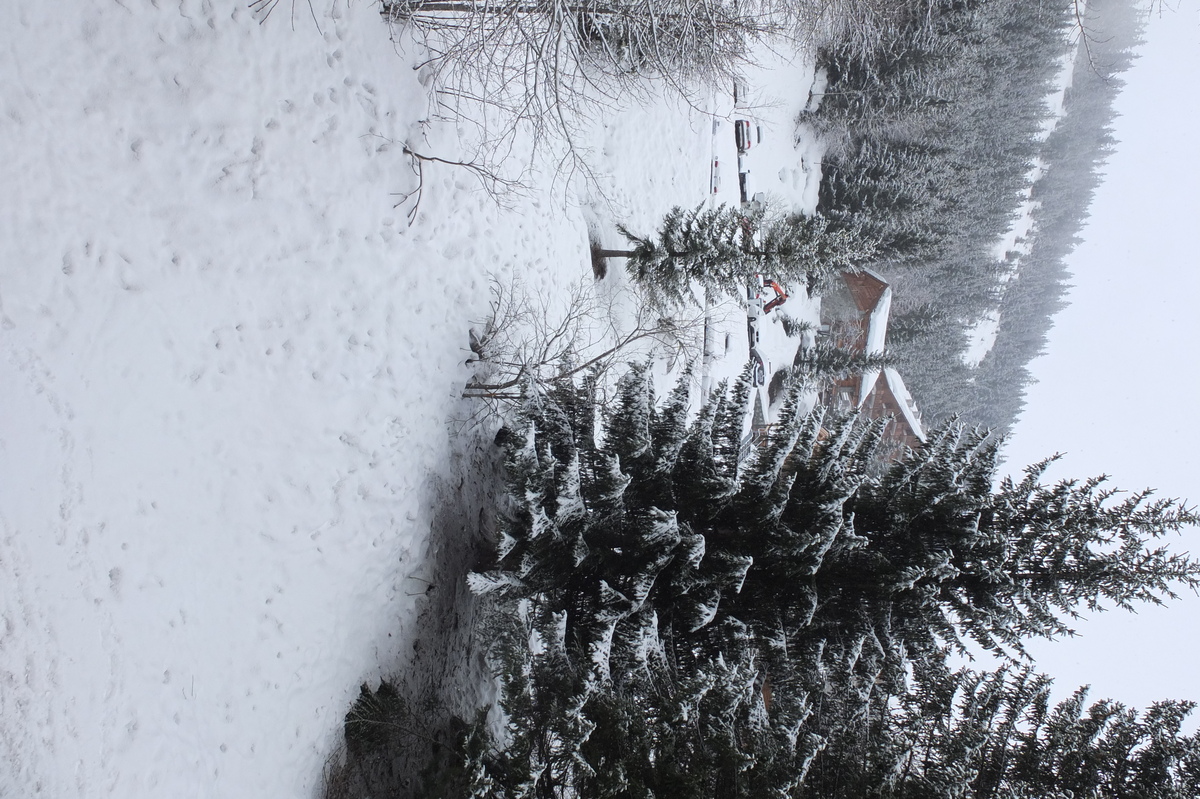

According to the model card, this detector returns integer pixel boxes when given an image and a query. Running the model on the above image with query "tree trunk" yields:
[594,248,636,259]
[384,1,547,13]
[384,1,738,18]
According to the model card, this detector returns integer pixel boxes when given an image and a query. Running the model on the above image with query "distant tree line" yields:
[963,0,1144,430]
[806,0,1145,431]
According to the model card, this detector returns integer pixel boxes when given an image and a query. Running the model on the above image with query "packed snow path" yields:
[1,2,821,796]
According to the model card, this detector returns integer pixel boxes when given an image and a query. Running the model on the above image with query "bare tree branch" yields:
[462,276,704,411]
[380,0,782,198]
[250,0,324,33]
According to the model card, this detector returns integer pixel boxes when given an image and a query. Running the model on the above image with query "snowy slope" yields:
[1,4,819,796]
[961,47,1080,367]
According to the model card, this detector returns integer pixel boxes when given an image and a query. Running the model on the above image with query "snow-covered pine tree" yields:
[468,361,1200,798]
[790,335,894,386]
[811,663,1200,799]
[754,211,878,297]
[841,434,1200,664]
[615,204,753,307]
[472,367,861,796]
[610,203,878,307]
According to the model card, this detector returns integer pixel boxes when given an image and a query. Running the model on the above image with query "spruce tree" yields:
[467,362,1200,798]
[608,204,877,307]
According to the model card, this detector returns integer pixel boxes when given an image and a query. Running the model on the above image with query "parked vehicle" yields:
[738,169,754,205]
[735,119,753,153]
[746,283,769,386]
[733,79,749,108]
[749,351,767,386]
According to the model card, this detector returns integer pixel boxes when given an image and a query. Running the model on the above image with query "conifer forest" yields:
[328,0,1200,797]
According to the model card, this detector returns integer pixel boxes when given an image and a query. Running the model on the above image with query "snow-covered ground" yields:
[1,4,819,796]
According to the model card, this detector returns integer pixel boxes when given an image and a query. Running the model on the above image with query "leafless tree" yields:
[463,276,704,413]
[381,0,783,188]
[393,144,524,224]
[772,0,936,60]
[386,0,779,88]
[250,0,326,32]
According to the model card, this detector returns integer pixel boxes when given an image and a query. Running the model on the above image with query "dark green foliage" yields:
[846,439,1200,661]
[460,363,1200,798]
[806,0,1145,432]
[775,312,812,338]
[618,204,876,307]
[790,336,893,387]
[618,204,753,307]
[341,682,510,799]
[805,663,1200,799]
[345,680,410,758]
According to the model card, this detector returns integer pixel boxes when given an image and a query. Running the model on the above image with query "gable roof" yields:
[854,367,926,443]
[882,368,925,443]
[864,285,892,356]
[824,269,926,448]
[842,269,890,313]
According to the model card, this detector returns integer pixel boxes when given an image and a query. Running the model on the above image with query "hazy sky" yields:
[999,0,1200,712]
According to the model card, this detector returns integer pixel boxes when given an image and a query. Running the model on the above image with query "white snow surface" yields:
[1,4,820,796]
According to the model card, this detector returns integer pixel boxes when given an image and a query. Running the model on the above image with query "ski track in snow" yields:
[1,2,818,796]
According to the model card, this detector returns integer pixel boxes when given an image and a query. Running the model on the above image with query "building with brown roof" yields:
[821,270,926,451]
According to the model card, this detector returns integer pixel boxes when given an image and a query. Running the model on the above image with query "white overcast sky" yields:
[999,0,1200,711]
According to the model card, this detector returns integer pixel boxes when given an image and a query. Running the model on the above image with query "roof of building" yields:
[854,367,926,444]
[842,268,890,313]
[865,285,892,356]
[857,367,882,407]
[831,269,926,446]
[883,367,925,443]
